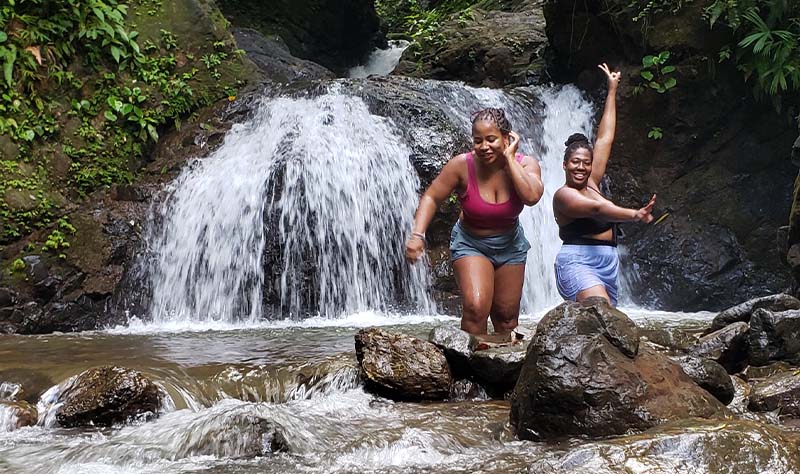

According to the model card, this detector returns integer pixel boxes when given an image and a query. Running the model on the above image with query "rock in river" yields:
[749,369,800,417]
[527,419,800,473]
[355,328,452,401]
[748,308,800,366]
[42,366,162,427]
[0,401,37,431]
[510,300,727,440]
[688,321,749,373]
[671,354,734,405]
[709,293,800,332]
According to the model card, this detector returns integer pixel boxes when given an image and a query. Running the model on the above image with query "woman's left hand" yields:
[504,131,521,162]
[598,63,621,89]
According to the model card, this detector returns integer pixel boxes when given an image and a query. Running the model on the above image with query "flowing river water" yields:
[1,46,797,473]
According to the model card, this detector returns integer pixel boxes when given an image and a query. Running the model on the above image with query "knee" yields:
[491,302,520,321]
[462,297,489,319]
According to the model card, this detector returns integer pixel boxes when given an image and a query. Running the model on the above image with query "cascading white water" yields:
[139,78,598,323]
[143,90,434,322]
[348,40,410,78]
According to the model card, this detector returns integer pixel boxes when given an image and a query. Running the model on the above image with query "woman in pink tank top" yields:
[405,108,544,335]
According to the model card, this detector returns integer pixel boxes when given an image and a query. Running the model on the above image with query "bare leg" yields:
[490,263,526,333]
[453,256,495,334]
[576,284,612,306]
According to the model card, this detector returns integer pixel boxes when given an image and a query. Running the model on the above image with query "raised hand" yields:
[504,131,521,161]
[635,194,657,224]
[598,63,621,89]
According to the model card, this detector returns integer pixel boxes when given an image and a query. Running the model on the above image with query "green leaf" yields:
[121,103,133,115]
[92,7,105,22]
[0,32,7,43]
[111,45,121,63]
[104,110,118,121]
[640,71,654,81]
[147,124,159,142]
[664,77,677,89]
[642,56,655,68]
[2,47,15,86]
[21,129,35,141]
[661,65,676,74]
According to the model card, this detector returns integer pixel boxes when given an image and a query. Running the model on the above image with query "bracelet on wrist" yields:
[410,231,426,242]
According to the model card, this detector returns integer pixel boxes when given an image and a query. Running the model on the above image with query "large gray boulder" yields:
[710,294,800,332]
[510,301,727,440]
[232,28,334,83]
[45,366,162,427]
[355,327,452,401]
[749,308,800,366]
[468,343,527,397]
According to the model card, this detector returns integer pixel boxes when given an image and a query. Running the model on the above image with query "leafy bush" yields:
[706,0,800,108]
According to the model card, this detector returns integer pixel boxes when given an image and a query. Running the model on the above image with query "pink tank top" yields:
[459,152,525,230]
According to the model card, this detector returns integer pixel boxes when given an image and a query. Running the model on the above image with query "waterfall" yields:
[142,90,433,322]
[137,79,597,323]
[348,40,410,78]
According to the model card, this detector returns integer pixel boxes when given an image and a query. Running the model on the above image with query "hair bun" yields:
[565,133,589,147]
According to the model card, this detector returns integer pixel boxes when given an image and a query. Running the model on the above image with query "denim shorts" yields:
[554,244,619,306]
[449,220,530,267]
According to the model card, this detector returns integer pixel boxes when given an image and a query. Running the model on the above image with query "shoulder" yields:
[553,185,580,203]
[519,154,541,172]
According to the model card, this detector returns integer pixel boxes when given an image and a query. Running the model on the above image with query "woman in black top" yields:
[552,63,656,306]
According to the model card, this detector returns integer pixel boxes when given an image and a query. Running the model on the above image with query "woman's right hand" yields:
[405,235,425,262]
[634,194,657,223]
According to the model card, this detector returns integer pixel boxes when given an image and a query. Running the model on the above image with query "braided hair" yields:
[563,133,592,161]
[471,108,512,134]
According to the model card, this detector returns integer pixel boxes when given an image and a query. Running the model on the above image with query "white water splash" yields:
[348,40,410,78]
[142,92,434,323]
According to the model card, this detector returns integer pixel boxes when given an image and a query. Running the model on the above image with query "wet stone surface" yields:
[688,322,749,373]
[749,369,800,417]
[749,308,800,366]
[710,293,800,333]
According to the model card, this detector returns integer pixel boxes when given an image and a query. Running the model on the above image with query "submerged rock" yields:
[0,401,37,431]
[355,328,452,401]
[671,355,734,405]
[710,294,800,332]
[688,322,749,373]
[749,308,800,366]
[510,301,727,441]
[46,366,162,427]
[527,419,800,473]
[749,370,800,416]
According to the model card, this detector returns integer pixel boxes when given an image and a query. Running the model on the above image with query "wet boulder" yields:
[748,308,800,366]
[45,366,162,427]
[0,370,54,403]
[527,419,800,473]
[0,401,37,431]
[688,322,749,373]
[749,370,800,416]
[428,325,476,377]
[709,293,800,332]
[355,328,452,401]
[639,325,698,352]
[671,355,734,405]
[467,343,527,397]
[232,28,334,83]
[743,361,793,381]
[510,301,727,441]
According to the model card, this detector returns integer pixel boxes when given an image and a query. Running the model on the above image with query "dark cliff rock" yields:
[543,0,796,311]
[393,2,547,87]
[216,0,383,74]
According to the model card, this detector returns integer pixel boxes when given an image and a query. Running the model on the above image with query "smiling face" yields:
[563,147,592,188]
[472,120,508,163]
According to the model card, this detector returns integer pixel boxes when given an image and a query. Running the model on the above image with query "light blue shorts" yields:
[554,244,619,306]
[450,221,530,267]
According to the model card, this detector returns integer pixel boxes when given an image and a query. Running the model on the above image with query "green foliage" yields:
[0,0,246,243]
[705,0,800,107]
[635,51,677,94]
[41,218,76,259]
[10,258,25,273]
[647,126,663,139]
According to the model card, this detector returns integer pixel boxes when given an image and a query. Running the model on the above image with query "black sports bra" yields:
[558,186,618,247]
